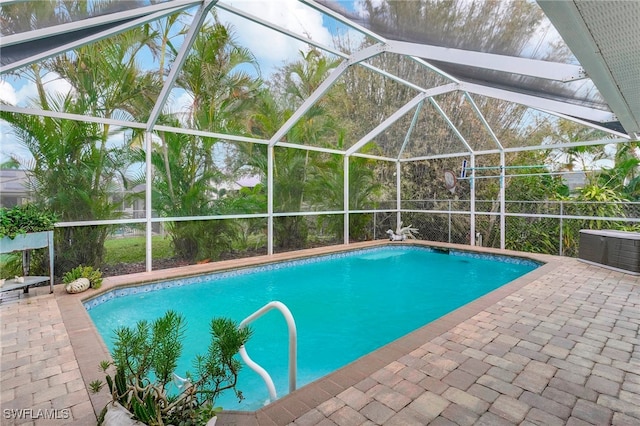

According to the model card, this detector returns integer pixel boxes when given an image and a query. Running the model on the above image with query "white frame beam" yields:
[428,98,473,153]
[267,146,274,254]
[460,82,617,123]
[0,104,146,128]
[344,156,350,244]
[537,109,631,140]
[268,43,386,147]
[500,151,506,249]
[1,4,196,74]
[1,1,199,48]
[538,0,640,136]
[346,83,459,155]
[216,2,434,95]
[299,0,386,43]
[144,132,154,272]
[409,56,460,83]
[397,101,424,160]
[470,154,476,246]
[386,40,587,82]
[396,160,402,231]
[147,0,218,130]
[216,1,347,59]
[463,92,504,151]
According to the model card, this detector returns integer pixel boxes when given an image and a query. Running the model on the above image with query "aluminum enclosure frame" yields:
[0,0,637,269]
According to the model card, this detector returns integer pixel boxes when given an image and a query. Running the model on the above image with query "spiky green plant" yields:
[62,265,103,289]
[94,311,251,426]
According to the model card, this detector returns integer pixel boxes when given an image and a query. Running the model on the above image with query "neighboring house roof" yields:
[235,175,261,188]
[216,175,261,193]
[0,169,29,195]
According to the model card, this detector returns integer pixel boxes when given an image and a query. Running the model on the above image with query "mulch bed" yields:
[99,249,269,278]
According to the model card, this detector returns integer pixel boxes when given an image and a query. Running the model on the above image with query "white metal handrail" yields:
[238,301,297,403]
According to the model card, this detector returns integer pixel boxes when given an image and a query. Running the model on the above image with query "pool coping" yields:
[56,240,559,425]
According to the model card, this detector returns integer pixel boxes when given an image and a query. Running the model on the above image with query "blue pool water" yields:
[86,246,538,411]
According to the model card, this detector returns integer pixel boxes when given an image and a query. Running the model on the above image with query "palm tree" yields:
[178,19,262,173]
[548,120,610,171]
[243,48,345,249]
[131,123,235,260]
[130,17,262,261]
[309,133,382,241]
[597,142,640,201]
[1,90,125,271]
[1,26,160,271]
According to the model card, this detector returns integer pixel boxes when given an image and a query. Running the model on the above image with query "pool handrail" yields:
[238,301,297,402]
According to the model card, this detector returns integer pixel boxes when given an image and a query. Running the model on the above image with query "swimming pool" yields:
[86,245,539,411]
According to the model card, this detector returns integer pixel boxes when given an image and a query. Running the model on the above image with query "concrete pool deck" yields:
[1,240,639,425]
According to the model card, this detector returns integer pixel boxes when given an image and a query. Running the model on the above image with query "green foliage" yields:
[0,252,21,279]
[575,183,628,230]
[308,138,382,242]
[62,265,103,289]
[95,311,251,426]
[89,379,104,393]
[1,34,156,271]
[131,122,242,262]
[505,216,560,254]
[594,143,640,201]
[103,236,174,264]
[0,204,57,239]
[168,220,235,262]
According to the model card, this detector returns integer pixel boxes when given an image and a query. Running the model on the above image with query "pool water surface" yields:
[86,246,538,410]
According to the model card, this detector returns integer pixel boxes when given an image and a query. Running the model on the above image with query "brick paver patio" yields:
[1,242,639,425]
[1,290,97,425]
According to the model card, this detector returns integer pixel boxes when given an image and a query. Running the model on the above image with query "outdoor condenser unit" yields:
[578,229,640,275]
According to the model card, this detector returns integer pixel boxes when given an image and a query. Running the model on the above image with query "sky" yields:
[0,0,626,171]
[0,0,359,165]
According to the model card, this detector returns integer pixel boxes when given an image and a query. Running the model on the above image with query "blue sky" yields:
[0,0,364,164]
[0,0,622,171]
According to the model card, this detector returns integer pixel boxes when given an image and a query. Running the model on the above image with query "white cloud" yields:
[0,80,17,105]
[220,0,333,76]
[1,72,73,165]
[1,80,26,164]
[10,71,73,107]
[0,122,32,165]
[168,89,194,116]
[354,0,383,17]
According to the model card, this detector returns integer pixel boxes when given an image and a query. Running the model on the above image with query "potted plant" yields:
[92,310,252,426]
[62,265,103,293]
[0,204,57,292]
[0,203,57,239]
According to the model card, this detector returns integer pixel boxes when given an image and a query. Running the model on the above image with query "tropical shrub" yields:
[0,204,57,239]
[0,204,58,278]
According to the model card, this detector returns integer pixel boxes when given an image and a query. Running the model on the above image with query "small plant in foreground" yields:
[62,265,103,289]
[94,310,251,426]
[89,379,104,393]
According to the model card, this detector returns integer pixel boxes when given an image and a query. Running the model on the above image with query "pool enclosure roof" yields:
[1,0,639,161]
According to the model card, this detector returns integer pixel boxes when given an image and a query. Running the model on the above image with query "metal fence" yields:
[391,200,640,257]
[44,200,638,274]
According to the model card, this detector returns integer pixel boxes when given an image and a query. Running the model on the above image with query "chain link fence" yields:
[102,200,639,260]
[376,200,640,257]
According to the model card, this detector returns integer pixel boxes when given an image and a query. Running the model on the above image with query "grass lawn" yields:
[104,235,174,264]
